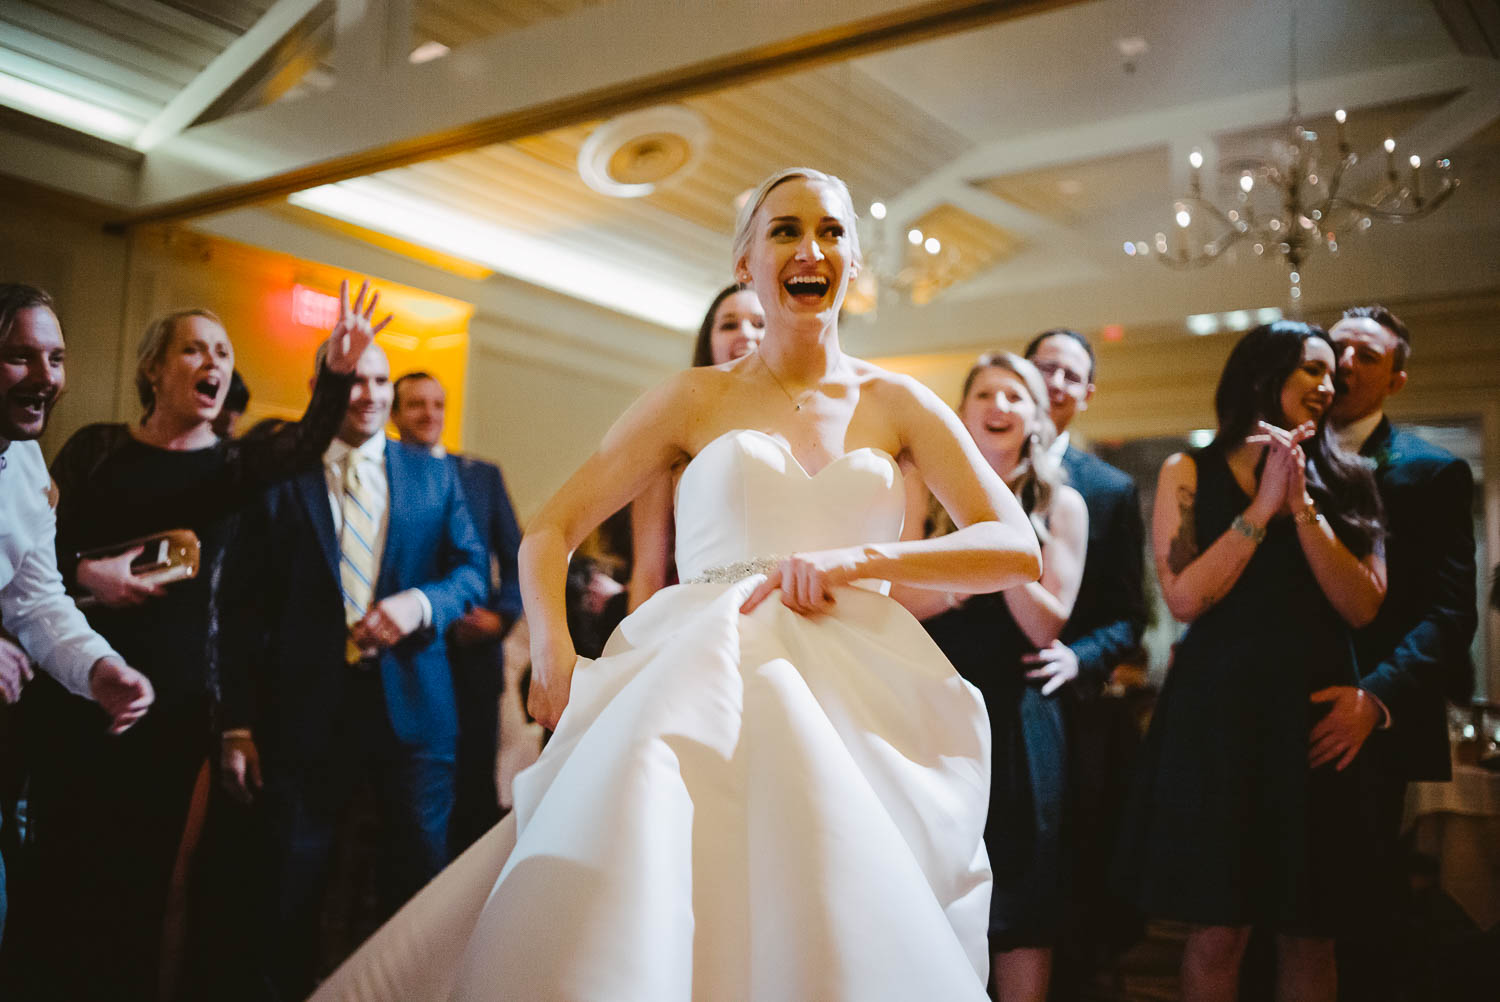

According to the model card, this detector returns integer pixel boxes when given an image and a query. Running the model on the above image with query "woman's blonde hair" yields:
[135,308,225,414]
[932,351,1063,543]
[730,167,862,274]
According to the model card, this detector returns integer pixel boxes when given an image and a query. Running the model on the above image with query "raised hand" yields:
[739,548,863,617]
[322,278,393,374]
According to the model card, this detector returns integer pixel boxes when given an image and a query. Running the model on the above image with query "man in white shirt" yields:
[0,284,155,938]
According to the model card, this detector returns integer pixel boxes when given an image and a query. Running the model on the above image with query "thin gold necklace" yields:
[759,353,815,411]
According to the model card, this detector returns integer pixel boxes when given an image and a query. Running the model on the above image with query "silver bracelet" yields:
[1231,514,1267,544]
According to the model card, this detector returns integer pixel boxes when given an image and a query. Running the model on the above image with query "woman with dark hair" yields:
[896,352,1087,1002]
[1117,321,1386,1002]
[627,284,763,608]
[14,283,384,1002]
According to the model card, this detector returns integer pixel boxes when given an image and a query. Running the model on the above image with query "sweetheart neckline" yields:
[680,428,900,485]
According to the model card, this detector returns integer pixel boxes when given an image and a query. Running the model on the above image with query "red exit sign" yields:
[292,284,339,329]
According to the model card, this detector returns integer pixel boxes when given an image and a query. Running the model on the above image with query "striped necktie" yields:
[339,452,379,663]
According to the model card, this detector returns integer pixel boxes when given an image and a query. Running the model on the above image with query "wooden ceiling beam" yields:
[109,0,1079,226]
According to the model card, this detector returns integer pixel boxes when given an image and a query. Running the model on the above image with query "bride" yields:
[311,167,1042,1001]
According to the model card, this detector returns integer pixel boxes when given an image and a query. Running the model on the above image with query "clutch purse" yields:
[77,529,201,589]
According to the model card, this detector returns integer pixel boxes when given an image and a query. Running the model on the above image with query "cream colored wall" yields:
[0,189,131,456]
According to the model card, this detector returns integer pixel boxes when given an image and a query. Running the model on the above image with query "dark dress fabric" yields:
[1116,446,1375,936]
[923,514,1069,948]
[4,368,351,1002]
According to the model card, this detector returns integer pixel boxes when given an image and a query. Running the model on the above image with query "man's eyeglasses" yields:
[1033,361,1088,388]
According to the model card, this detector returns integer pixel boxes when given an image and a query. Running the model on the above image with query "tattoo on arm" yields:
[1167,486,1199,575]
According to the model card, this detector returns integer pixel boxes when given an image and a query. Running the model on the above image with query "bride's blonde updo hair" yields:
[931,351,1064,544]
[730,167,863,272]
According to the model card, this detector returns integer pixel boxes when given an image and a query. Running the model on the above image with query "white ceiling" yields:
[1,0,1497,351]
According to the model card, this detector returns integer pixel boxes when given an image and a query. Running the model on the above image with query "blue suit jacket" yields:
[1355,418,1477,782]
[449,454,523,625]
[1059,446,1148,690]
[221,439,487,762]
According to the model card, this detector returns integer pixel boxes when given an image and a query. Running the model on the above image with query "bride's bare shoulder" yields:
[854,361,941,413]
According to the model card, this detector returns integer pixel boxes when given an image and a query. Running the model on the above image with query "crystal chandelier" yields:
[1137,1,1458,306]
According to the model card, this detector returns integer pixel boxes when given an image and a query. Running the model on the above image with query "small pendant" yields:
[795,404,801,411]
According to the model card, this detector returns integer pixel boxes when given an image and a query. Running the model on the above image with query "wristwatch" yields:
[1231,514,1267,544]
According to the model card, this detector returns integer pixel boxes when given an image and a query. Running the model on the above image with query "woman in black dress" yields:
[1116,321,1386,1002]
[626,284,764,610]
[13,282,385,1002]
[896,352,1088,1002]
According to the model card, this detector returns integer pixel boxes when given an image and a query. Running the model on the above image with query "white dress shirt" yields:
[322,434,431,627]
[1334,409,1384,456]
[0,439,119,697]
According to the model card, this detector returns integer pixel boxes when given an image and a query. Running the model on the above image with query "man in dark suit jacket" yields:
[1023,329,1147,694]
[220,341,486,998]
[391,371,524,855]
[1023,329,1148,997]
[1320,305,1477,1000]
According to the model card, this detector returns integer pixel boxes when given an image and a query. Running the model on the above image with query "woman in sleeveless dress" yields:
[1115,321,1386,1002]
[897,353,1087,1002]
[309,167,1043,1002]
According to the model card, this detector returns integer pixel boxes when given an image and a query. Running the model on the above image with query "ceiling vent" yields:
[577,105,710,198]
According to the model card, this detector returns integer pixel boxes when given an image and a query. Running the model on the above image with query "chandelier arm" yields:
[1325,183,1459,222]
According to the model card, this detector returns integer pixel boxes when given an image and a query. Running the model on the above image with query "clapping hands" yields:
[1246,420,1316,518]
[322,279,393,374]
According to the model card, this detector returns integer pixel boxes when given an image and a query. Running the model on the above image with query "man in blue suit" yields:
[220,339,486,998]
[1320,305,1477,1001]
[391,371,524,855]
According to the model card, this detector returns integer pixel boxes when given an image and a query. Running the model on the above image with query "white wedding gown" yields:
[311,429,993,1001]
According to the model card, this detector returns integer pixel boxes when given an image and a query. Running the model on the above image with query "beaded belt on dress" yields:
[682,555,782,585]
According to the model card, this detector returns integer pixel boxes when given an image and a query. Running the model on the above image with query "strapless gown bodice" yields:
[674,429,905,585]
[311,430,993,1002]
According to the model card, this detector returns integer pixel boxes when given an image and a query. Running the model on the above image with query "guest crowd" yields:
[0,262,1484,1002]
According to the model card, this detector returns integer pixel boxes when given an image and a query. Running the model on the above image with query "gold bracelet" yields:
[1293,501,1321,526]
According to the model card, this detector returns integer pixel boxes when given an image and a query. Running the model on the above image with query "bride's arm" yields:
[741,375,1040,617]
[867,374,1041,593]
[519,373,696,729]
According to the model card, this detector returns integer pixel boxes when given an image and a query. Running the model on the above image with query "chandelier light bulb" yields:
[1409,154,1421,169]
[1383,138,1396,153]
[907,228,923,246]
[1175,208,1192,228]
[870,201,887,220]
[1240,173,1254,194]
[924,237,941,255]
[1334,108,1346,124]
[1189,149,1204,169]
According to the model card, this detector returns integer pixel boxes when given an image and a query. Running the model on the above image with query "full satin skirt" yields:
[311,577,993,1001]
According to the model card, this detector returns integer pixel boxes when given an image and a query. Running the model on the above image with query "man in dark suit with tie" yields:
[391,371,524,855]
[1318,305,1477,1001]
[219,339,486,998]
[1023,329,1148,996]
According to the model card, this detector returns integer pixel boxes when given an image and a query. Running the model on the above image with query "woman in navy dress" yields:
[1116,321,1386,1002]
[898,351,1088,1002]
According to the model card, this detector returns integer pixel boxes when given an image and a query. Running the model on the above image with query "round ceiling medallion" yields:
[578,105,710,198]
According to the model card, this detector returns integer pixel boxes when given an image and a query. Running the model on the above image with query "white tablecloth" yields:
[1405,763,1500,931]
